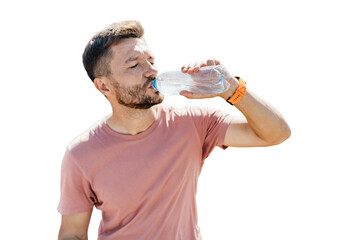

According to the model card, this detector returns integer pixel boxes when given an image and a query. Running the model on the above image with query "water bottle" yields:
[151,65,230,95]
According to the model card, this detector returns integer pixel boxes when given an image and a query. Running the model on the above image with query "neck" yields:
[107,104,158,135]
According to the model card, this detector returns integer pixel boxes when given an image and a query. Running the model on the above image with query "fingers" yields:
[181,59,221,74]
[206,59,221,66]
[181,62,201,74]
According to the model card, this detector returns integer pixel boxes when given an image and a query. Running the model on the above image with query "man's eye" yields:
[130,64,138,69]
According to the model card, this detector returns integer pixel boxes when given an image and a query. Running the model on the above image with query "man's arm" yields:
[58,209,93,240]
[221,86,291,147]
[181,60,291,147]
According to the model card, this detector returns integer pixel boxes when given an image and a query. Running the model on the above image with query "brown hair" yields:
[82,20,144,81]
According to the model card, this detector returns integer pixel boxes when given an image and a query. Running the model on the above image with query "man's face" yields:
[107,38,163,109]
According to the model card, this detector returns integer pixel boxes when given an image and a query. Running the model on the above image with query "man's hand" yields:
[180,59,291,147]
[181,59,222,74]
[179,59,239,100]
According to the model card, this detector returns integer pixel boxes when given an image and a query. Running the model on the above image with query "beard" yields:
[111,78,164,109]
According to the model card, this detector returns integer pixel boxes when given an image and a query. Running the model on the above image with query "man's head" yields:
[82,20,163,109]
[83,20,144,82]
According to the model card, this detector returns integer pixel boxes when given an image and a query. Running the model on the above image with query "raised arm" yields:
[221,87,291,147]
[181,59,291,147]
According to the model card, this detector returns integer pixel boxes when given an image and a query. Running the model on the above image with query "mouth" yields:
[148,81,154,89]
[147,80,160,95]
[147,78,156,89]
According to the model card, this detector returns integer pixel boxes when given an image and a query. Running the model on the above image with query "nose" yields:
[144,61,158,78]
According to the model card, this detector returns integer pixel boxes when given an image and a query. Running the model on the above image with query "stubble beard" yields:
[112,79,164,109]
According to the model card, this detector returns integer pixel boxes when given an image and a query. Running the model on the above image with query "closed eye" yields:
[130,63,138,69]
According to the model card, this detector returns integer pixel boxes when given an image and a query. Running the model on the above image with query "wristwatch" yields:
[226,76,247,105]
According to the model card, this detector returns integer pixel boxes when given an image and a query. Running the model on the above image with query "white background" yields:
[0,0,359,239]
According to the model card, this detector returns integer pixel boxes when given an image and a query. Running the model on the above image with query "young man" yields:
[58,20,290,240]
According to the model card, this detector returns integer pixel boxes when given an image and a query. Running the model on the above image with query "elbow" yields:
[264,124,291,147]
[58,230,87,240]
[270,125,291,146]
[59,236,86,240]
[275,129,291,145]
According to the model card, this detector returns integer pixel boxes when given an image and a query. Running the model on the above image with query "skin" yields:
[94,38,162,136]
[181,59,291,147]
[58,38,291,240]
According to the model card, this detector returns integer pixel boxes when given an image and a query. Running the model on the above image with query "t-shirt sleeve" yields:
[188,106,234,161]
[58,149,96,215]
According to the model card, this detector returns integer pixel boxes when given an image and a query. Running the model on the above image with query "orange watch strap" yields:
[226,77,247,105]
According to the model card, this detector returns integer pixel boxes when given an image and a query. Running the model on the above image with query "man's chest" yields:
[89,130,202,214]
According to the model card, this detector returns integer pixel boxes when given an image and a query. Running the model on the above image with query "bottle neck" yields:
[151,79,159,90]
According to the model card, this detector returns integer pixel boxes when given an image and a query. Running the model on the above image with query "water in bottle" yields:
[151,65,230,95]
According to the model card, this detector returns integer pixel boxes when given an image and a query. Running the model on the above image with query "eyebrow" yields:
[124,55,155,65]
[125,56,140,64]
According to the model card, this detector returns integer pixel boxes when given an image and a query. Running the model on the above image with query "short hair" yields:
[82,20,144,82]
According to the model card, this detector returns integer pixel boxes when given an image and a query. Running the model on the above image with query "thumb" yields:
[179,90,217,99]
[179,90,195,98]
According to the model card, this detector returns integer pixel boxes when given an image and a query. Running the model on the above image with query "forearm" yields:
[221,79,291,145]
[237,90,290,144]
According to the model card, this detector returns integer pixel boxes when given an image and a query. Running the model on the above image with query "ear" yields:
[94,77,112,97]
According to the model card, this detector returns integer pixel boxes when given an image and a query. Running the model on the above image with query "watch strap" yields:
[226,76,247,105]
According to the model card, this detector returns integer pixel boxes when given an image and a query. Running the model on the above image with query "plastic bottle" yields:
[151,65,230,95]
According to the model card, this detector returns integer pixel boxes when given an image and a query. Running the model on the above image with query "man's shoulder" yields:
[66,116,108,156]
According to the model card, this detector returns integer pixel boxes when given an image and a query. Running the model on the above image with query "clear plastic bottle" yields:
[151,65,230,95]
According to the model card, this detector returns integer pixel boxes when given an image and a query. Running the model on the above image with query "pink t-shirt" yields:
[58,104,233,240]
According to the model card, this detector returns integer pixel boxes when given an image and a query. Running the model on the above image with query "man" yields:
[58,20,290,240]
